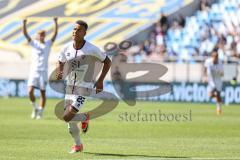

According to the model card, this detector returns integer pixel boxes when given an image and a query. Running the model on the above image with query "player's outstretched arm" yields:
[51,17,58,42]
[23,19,31,42]
[94,56,112,93]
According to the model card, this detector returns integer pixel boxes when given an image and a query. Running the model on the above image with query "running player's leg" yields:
[215,90,222,115]
[63,104,78,122]
[208,85,220,114]
[64,101,82,153]
[63,95,88,122]
[28,86,38,119]
[208,85,215,99]
[40,89,46,108]
[63,95,88,153]
[36,72,47,119]
[28,72,40,119]
[68,122,83,153]
[215,83,223,115]
[28,86,35,103]
[209,88,222,115]
[37,89,46,119]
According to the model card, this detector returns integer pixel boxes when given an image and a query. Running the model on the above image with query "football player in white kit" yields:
[204,50,224,115]
[23,17,58,119]
[56,20,111,153]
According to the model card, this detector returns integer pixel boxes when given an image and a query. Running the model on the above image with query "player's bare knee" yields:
[217,95,222,103]
[41,93,46,97]
[63,114,71,122]
[63,109,77,122]
[41,94,46,100]
[28,88,34,95]
[40,90,46,97]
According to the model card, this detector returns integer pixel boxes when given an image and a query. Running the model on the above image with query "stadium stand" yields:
[0,0,196,79]
[127,0,240,63]
[0,0,193,59]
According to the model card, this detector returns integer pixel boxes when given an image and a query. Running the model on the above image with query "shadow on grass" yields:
[84,152,190,159]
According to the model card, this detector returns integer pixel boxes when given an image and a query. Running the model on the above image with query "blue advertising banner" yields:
[0,79,239,105]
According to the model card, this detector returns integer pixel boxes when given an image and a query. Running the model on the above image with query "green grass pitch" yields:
[0,98,240,160]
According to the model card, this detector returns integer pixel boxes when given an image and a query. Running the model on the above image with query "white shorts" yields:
[207,84,222,93]
[28,71,48,90]
[64,94,86,112]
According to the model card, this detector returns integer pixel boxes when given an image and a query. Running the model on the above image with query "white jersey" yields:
[58,41,106,90]
[204,58,224,91]
[29,40,52,72]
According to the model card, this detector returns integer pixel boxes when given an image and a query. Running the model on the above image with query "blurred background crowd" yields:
[126,0,240,63]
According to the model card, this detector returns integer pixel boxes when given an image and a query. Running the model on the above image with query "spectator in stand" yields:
[199,0,210,11]
[159,12,169,34]
[178,14,186,28]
